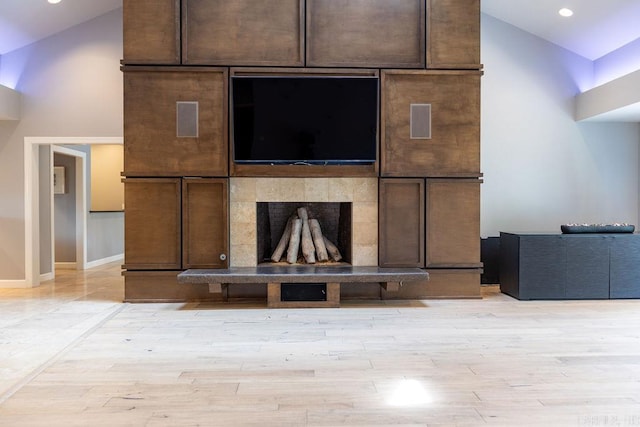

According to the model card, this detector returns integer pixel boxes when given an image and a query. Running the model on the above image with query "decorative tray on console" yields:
[561,223,635,234]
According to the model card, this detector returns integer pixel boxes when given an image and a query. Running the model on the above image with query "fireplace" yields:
[229,177,378,267]
[256,202,352,265]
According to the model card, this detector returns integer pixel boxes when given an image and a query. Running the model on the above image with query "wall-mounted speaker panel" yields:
[176,102,199,138]
[410,104,431,139]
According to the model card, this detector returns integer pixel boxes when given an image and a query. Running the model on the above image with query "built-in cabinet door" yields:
[379,178,424,267]
[182,178,229,269]
[381,70,481,177]
[564,235,610,299]
[427,0,481,68]
[306,0,424,68]
[124,178,182,270]
[517,236,566,300]
[182,0,304,66]
[610,235,640,298]
[123,67,228,177]
[123,0,180,65]
[425,179,481,268]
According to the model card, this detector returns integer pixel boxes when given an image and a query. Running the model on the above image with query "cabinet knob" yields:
[219,254,227,261]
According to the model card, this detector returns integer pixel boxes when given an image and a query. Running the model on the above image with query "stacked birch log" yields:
[270,207,343,264]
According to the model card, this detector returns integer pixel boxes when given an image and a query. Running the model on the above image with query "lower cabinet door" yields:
[182,178,229,268]
[518,235,566,300]
[124,178,182,270]
[379,178,424,267]
[426,179,481,268]
[564,236,609,299]
[610,235,640,298]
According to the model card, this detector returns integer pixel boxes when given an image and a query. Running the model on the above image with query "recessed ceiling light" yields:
[559,8,574,17]
[48,0,62,4]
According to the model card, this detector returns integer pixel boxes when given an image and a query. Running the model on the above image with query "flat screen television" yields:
[232,76,378,165]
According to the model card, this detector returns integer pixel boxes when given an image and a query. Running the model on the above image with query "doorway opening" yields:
[24,136,123,287]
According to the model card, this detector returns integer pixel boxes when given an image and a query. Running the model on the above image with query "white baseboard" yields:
[55,262,77,270]
[0,279,29,289]
[85,254,124,269]
[0,255,124,288]
[40,272,54,282]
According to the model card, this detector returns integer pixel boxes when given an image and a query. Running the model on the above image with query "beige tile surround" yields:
[230,178,378,267]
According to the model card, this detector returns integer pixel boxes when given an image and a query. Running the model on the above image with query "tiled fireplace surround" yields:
[229,178,378,267]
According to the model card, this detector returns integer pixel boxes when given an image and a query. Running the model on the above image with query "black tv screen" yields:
[232,76,378,165]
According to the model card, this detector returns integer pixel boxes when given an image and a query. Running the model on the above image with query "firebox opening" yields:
[257,202,352,265]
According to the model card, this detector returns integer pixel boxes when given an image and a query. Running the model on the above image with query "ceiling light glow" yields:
[559,8,574,17]
[48,0,62,4]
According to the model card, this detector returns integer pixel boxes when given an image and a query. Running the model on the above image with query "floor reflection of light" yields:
[387,379,433,407]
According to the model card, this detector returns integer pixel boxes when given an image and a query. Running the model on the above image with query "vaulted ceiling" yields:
[481,0,640,61]
[2,1,639,60]
[1,1,639,121]
[0,0,122,55]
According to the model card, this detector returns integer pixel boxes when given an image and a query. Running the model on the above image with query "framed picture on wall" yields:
[53,166,66,194]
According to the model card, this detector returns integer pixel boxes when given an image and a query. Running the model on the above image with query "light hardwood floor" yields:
[1,262,640,426]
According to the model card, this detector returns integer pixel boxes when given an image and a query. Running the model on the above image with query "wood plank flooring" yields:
[1,262,640,426]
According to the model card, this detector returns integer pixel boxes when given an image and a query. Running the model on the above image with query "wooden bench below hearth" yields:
[178,266,429,308]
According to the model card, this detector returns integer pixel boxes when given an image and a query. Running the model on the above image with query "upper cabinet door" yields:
[307,0,425,68]
[182,0,304,66]
[123,0,180,65]
[123,67,228,177]
[381,70,481,177]
[427,0,481,69]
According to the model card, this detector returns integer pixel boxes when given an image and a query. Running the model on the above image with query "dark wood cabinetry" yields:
[182,0,304,66]
[124,271,218,302]
[124,178,182,270]
[122,1,482,301]
[124,178,229,271]
[381,70,481,177]
[379,179,424,267]
[123,67,228,177]
[182,179,229,269]
[427,0,481,68]
[123,178,229,301]
[123,0,180,64]
[306,0,424,68]
[122,0,481,70]
[426,179,481,267]
[379,178,481,267]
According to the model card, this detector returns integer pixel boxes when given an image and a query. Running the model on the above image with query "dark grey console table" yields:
[499,232,640,300]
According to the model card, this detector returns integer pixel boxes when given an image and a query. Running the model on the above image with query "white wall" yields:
[0,9,123,281]
[481,14,640,237]
[0,84,20,120]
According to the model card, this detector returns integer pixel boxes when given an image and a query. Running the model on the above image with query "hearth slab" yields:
[178,266,428,284]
